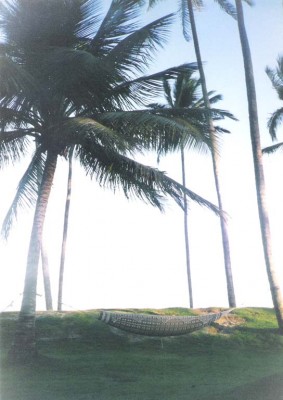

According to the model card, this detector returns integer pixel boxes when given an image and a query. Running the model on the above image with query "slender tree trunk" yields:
[8,151,58,363]
[235,0,283,333]
[181,147,193,308]
[35,154,53,311]
[41,242,53,310]
[187,0,236,307]
[57,150,73,311]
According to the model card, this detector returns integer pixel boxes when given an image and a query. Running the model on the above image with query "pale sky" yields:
[1,0,283,312]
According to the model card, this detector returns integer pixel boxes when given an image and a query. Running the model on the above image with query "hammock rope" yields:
[99,309,232,337]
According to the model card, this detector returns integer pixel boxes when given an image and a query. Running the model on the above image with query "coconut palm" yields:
[0,0,220,362]
[262,57,283,155]
[149,71,235,307]
[140,0,237,307]
[186,0,237,308]
[235,0,283,333]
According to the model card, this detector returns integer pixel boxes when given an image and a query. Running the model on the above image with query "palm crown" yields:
[0,0,224,238]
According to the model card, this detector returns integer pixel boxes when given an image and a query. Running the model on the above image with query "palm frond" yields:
[152,106,236,124]
[0,0,81,49]
[105,13,175,79]
[1,149,46,239]
[0,130,31,168]
[214,126,231,134]
[0,128,35,141]
[175,73,200,107]
[163,78,174,108]
[242,0,254,5]
[77,141,219,214]
[63,117,137,154]
[262,142,283,155]
[0,56,36,98]
[208,107,237,121]
[76,0,102,39]
[205,92,223,105]
[147,103,167,109]
[0,104,39,131]
[178,0,205,42]
[213,0,237,19]
[90,0,142,56]
[93,108,211,155]
[266,62,283,101]
[38,47,113,110]
[148,0,164,7]
[267,108,283,141]
[113,63,198,108]
[179,0,191,42]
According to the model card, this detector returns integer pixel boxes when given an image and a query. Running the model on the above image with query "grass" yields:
[1,308,283,400]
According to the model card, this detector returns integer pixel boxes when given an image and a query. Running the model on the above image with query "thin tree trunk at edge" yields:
[235,0,283,333]
[187,0,236,307]
[41,242,53,310]
[57,150,73,311]
[181,147,193,308]
[8,151,58,364]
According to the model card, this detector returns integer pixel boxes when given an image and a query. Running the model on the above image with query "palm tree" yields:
[150,71,235,307]
[235,0,283,333]
[0,0,220,363]
[262,57,283,155]
[186,0,236,308]
[142,0,237,307]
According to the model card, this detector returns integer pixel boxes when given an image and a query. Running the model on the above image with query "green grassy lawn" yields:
[1,308,283,400]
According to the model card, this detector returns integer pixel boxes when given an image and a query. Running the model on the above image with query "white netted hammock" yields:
[99,309,232,337]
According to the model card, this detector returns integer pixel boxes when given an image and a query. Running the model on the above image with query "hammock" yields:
[99,309,231,337]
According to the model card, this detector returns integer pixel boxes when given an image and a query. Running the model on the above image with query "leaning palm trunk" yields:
[8,151,58,363]
[41,241,53,310]
[36,159,53,311]
[57,149,73,311]
[187,0,236,307]
[235,0,283,333]
[181,147,193,308]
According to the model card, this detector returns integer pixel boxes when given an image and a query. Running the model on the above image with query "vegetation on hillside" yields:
[1,308,283,400]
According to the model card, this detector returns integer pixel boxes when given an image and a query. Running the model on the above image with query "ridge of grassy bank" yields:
[1,307,283,400]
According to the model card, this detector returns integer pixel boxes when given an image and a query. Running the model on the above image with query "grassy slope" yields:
[1,308,283,400]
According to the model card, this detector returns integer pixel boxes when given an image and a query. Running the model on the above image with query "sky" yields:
[1,0,283,312]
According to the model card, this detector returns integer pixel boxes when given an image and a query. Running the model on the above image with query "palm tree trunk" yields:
[35,154,53,311]
[187,0,236,307]
[181,147,193,308]
[41,242,53,310]
[57,150,73,311]
[235,0,283,333]
[8,151,58,363]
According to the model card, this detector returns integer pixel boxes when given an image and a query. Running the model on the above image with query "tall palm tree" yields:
[187,0,236,308]
[235,0,283,333]
[0,0,220,363]
[142,0,237,307]
[150,71,235,307]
